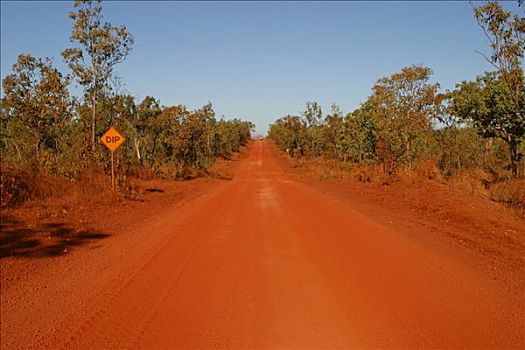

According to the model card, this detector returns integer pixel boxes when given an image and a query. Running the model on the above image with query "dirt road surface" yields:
[1,141,524,349]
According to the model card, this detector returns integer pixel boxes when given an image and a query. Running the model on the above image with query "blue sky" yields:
[1,1,520,134]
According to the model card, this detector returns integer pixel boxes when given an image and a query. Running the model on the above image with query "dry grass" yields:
[284,154,525,211]
[289,157,353,180]
[1,167,117,209]
[439,169,491,198]
[399,160,443,183]
[302,159,444,185]
[124,166,158,180]
[417,168,524,209]
[350,164,386,183]
[489,178,525,209]
[1,146,248,210]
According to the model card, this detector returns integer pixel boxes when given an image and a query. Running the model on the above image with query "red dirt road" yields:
[1,141,524,349]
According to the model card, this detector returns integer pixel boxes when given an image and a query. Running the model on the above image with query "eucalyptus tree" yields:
[301,101,324,156]
[322,103,345,160]
[132,96,161,165]
[1,54,70,170]
[473,1,524,124]
[344,102,378,164]
[268,115,308,156]
[450,72,524,176]
[62,0,134,151]
[368,65,441,172]
[469,1,524,175]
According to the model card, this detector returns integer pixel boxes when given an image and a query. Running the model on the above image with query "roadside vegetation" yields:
[0,0,254,207]
[269,1,524,209]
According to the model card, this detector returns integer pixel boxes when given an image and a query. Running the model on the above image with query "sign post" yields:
[111,151,115,190]
[100,127,125,191]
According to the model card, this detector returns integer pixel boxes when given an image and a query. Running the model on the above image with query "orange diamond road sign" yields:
[100,127,125,152]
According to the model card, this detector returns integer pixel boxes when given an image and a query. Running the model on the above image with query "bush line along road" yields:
[1,141,523,349]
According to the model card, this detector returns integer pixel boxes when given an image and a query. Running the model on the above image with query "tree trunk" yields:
[35,119,42,169]
[91,92,97,151]
[508,136,518,177]
[14,142,22,162]
[35,135,40,166]
[483,139,493,169]
[405,135,412,170]
[134,139,142,164]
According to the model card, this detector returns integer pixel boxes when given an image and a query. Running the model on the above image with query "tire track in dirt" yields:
[52,185,237,349]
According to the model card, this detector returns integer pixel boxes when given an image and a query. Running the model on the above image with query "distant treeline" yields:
[269,2,524,179]
[0,0,254,182]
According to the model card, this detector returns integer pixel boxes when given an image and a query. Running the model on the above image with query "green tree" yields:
[133,96,161,165]
[268,115,308,157]
[474,1,524,121]
[62,0,134,151]
[137,103,253,178]
[1,54,70,170]
[344,102,377,163]
[212,118,254,158]
[301,101,323,156]
[472,1,525,176]
[450,72,524,176]
[323,103,345,159]
[368,65,440,173]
